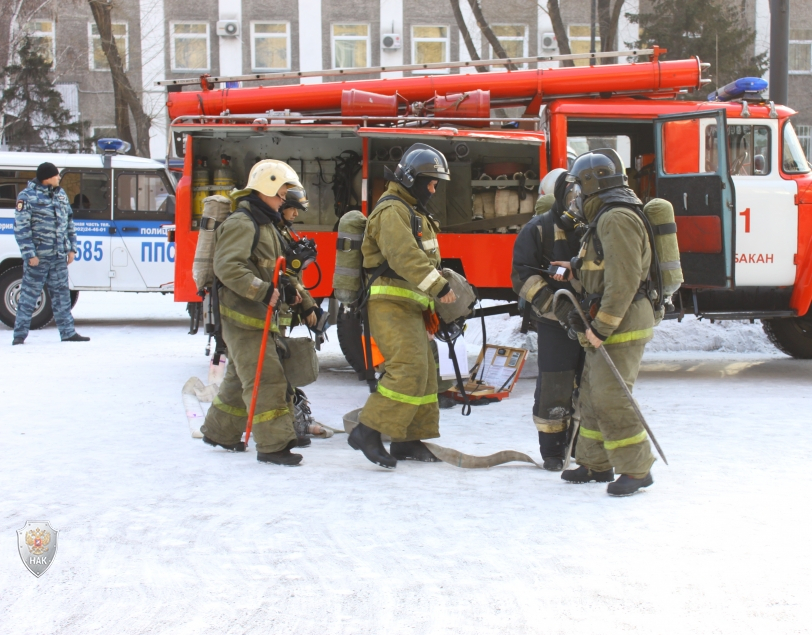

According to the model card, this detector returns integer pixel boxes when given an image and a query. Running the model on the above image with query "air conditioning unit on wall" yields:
[216,21,240,37]
[381,34,401,50]
[541,32,556,50]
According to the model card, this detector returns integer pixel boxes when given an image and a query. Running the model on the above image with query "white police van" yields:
[0,140,176,329]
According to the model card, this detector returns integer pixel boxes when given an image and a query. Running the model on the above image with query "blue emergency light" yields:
[708,77,768,102]
[97,138,132,154]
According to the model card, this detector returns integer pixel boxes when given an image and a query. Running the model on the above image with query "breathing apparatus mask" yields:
[559,182,584,231]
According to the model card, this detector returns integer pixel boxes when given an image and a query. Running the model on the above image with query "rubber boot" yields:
[607,472,653,496]
[561,464,615,483]
[202,435,246,452]
[539,431,567,472]
[348,422,397,469]
[257,440,303,466]
[389,440,441,462]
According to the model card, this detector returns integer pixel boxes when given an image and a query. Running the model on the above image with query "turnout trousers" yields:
[575,341,655,478]
[534,318,584,460]
[14,254,75,340]
[359,298,440,442]
[200,319,297,453]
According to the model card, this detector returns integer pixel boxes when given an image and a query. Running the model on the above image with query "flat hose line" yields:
[343,408,542,469]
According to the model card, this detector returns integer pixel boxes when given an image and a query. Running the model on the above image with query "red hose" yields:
[245,256,286,447]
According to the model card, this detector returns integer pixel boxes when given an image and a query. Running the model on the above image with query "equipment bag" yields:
[277,336,319,388]
[193,195,232,292]
[435,268,477,326]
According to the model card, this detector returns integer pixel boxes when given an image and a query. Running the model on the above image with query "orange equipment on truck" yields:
[158,47,812,360]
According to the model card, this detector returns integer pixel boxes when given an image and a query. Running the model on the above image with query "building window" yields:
[89,23,128,71]
[412,26,449,72]
[25,20,55,65]
[789,29,812,73]
[171,23,210,72]
[489,25,527,68]
[251,22,290,71]
[796,125,812,161]
[568,25,600,66]
[332,24,369,69]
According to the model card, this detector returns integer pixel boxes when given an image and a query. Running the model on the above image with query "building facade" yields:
[1,0,810,159]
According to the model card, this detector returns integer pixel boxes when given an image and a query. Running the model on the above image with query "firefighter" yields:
[511,168,584,471]
[348,143,456,469]
[559,149,656,496]
[200,160,306,466]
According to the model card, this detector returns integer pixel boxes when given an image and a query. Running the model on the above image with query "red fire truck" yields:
[158,48,812,359]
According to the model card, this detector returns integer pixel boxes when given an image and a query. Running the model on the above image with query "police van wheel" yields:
[337,307,366,374]
[0,265,54,330]
[70,290,80,309]
[762,315,812,359]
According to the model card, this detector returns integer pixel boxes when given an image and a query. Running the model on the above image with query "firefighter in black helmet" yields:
[348,143,457,469]
[558,149,656,496]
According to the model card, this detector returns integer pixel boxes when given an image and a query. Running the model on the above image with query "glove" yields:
[567,308,588,334]
[553,296,573,326]
[530,287,553,317]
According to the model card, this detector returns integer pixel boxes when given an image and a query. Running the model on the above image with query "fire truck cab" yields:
[161,50,812,359]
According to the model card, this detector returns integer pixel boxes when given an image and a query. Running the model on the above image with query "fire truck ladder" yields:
[156,48,673,88]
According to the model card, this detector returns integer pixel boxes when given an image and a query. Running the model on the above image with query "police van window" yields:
[782,121,811,174]
[116,172,173,220]
[0,170,36,208]
[705,125,772,175]
[60,171,110,220]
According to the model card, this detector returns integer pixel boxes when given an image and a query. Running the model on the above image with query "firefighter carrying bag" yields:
[435,268,477,326]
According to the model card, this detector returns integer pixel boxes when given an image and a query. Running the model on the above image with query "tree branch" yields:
[449,0,488,72]
[466,0,518,70]
[547,0,575,67]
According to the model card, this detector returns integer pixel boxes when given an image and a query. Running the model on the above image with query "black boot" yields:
[389,440,441,462]
[12,337,24,345]
[539,430,567,472]
[62,333,90,342]
[202,435,246,452]
[438,394,457,409]
[257,440,303,466]
[607,472,653,496]
[561,464,615,483]
[347,423,397,469]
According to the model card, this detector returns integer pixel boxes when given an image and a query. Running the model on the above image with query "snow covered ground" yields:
[2,292,811,634]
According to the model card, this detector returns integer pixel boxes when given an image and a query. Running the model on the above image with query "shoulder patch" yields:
[16,200,24,212]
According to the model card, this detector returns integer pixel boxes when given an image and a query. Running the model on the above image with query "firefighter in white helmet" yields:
[200,159,309,466]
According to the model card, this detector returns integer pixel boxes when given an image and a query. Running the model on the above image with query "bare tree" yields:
[88,0,151,157]
[545,0,575,67]
[449,0,488,72]
[598,0,626,64]
[466,0,518,70]
[544,0,626,67]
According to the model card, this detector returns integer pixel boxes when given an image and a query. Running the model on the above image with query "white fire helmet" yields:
[244,160,303,198]
[539,168,567,196]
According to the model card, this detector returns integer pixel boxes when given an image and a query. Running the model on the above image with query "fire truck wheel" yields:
[762,315,812,359]
[0,265,55,330]
[337,307,366,374]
